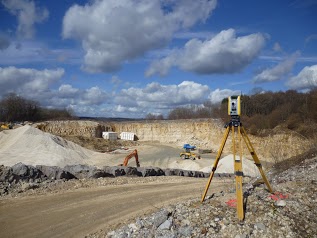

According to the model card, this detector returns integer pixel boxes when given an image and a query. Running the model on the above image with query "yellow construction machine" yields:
[0,123,13,130]
[180,144,200,160]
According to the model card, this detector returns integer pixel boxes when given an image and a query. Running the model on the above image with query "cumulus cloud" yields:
[286,65,317,90]
[208,88,241,104]
[146,29,265,76]
[253,52,299,83]
[49,84,110,108]
[115,81,210,110]
[0,66,242,118]
[0,66,64,96]
[62,0,217,73]
[1,0,49,39]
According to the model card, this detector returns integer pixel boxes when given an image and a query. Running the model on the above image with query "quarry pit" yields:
[0,119,315,237]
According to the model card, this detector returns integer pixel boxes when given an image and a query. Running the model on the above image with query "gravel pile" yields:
[0,125,93,167]
[101,156,317,238]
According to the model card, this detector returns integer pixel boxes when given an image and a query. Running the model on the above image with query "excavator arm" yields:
[119,149,140,167]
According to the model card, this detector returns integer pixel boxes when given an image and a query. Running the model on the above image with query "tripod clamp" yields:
[224,115,242,128]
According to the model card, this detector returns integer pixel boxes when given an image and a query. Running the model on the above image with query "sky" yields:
[0,0,317,118]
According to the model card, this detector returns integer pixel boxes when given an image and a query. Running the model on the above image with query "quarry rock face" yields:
[111,119,225,149]
[35,119,312,162]
[36,120,106,138]
[111,119,312,161]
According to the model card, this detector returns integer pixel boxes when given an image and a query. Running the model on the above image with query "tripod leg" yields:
[241,126,274,193]
[201,126,230,202]
[234,126,244,221]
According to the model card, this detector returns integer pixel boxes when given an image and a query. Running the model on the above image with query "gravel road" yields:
[0,177,226,238]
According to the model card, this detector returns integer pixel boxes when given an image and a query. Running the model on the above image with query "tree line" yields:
[213,89,317,137]
[147,89,317,137]
[0,93,74,122]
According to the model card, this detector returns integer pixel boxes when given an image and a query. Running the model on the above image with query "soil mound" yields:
[200,154,261,177]
[0,125,93,167]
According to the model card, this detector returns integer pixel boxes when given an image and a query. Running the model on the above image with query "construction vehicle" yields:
[0,123,13,130]
[119,149,140,167]
[180,144,200,160]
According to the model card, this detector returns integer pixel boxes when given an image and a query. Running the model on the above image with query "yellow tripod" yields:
[201,117,273,221]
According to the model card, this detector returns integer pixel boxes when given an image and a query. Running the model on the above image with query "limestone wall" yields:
[35,119,312,162]
[110,119,312,162]
[36,120,106,138]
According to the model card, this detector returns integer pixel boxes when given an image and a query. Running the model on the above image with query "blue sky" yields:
[0,0,316,118]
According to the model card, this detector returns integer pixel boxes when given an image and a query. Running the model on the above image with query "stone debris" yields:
[101,157,317,238]
[0,163,220,196]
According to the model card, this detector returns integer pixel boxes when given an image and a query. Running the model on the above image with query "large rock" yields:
[183,170,193,177]
[174,169,184,176]
[122,167,141,176]
[87,169,113,178]
[0,165,14,182]
[164,169,176,176]
[104,166,126,177]
[64,164,98,179]
[193,171,205,178]
[11,163,43,182]
[36,165,76,180]
[137,167,164,177]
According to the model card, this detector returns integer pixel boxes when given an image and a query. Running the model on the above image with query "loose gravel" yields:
[95,156,317,238]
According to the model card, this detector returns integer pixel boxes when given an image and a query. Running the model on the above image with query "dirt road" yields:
[0,177,226,238]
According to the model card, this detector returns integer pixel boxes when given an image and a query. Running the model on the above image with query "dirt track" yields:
[0,177,226,238]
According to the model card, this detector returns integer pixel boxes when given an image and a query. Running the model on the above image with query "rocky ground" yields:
[1,144,316,237]
[93,153,317,238]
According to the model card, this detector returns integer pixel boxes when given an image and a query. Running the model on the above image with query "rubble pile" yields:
[0,163,218,196]
[102,156,317,238]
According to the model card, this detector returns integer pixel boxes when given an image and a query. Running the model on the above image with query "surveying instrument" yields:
[201,95,273,221]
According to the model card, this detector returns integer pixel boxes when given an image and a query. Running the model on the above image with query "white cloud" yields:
[0,66,64,96]
[253,52,299,83]
[0,67,111,115]
[52,85,109,108]
[1,0,49,39]
[81,86,109,105]
[58,84,79,98]
[0,66,242,118]
[62,0,217,73]
[208,89,241,104]
[115,81,210,109]
[286,65,317,90]
[174,31,215,40]
[146,29,265,76]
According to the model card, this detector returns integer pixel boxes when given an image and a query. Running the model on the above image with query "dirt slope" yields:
[0,177,226,238]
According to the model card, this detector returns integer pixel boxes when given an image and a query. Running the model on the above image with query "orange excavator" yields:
[119,149,140,167]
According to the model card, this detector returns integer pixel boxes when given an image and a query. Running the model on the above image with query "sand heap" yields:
[200,154,261,177]
[0,125,93,167]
